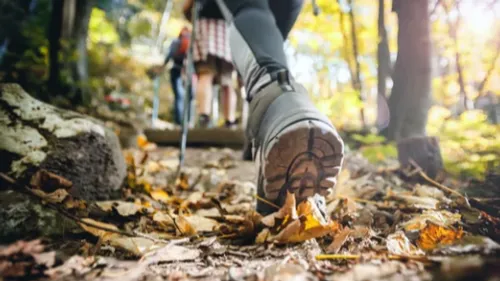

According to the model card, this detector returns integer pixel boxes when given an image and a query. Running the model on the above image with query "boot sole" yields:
[260,120,344,208]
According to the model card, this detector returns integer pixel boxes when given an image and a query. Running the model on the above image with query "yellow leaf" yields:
[175,215,196,236]
[417,223,464,251]
[146,161,161,174]
[136,134,148,149]
[175,172,190,190]
[150,189,169,203]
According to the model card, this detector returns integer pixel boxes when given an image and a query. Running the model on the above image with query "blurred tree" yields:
[376,0,391,130]
[48,0,96,104]
[387,0,431,141]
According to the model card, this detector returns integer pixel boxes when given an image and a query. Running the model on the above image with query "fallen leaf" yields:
[146,161,161,174]
[141,244,200,264]
[150,189,169,203]
[176,172,190,190]
[417,222,464,251]
[78,219,160,256]
[175,215,197,236]
[30,169,72,192]
[264,194,340,243]
[256,228,271,244]
[261,192,297,228]
[31,188,69,204]
[159,159,179,170]
[386,231,424,255]
[327,227,352,253]
[95,201,143,217]
[182,215,219,232]
[0,240,55,280]
[402,210,462,231]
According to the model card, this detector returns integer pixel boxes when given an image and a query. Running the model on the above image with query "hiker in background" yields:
[162,26,191,125]
[183,0,238,129]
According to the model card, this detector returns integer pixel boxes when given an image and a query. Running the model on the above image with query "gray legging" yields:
[212,0,304,99]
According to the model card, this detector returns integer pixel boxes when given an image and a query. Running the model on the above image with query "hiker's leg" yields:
[194,58,216,127]
[269,0,304,40]
[215,0,344,214]
[219,61,237,127]
[170,68,184,125]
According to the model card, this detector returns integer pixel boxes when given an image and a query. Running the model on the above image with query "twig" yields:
[253,194,280,209]
[0,172,169,244]
[408,159,464,199]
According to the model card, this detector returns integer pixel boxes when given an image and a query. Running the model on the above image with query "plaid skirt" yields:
[193,18,232,64]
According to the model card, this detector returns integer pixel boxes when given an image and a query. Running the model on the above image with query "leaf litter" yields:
[1,143,500,281]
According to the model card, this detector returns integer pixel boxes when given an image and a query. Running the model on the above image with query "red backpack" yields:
[176,30,191,56]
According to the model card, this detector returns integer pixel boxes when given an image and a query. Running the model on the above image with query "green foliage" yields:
[89,8,120,46]
[427,107,500,180]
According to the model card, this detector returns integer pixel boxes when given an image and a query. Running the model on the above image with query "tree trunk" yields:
[397,136,444,179]
[48,0,64,96]
[376,0,391,130]
[71,0,94,105]
[337,0,366,128]
[387,0,432,141]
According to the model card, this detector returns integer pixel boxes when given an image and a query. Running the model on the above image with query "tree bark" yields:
[397,136,444,179]
[387,0,432,141]
[71,0,94,105]
[376,0,391,130]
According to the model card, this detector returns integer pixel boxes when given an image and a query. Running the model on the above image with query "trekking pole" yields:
[312,0,320,16]
[176,0,201,179]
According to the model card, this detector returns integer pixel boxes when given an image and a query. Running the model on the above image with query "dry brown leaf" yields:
[327,227,352,253]
[30,169,72,192]
[31,188,69,204]
[182,215,219,232]
[417,222,464,251]
[263,194,339,244]
[402,210,462,231]
[386,231,424,256]
[261,192,297,227]
[95,201,143,217]
[141,244,201,264]
[175,215,197,236]
[146,161,161,174]
[256,228,271,244]
[159,159,179,170]
[78,219,159,256]
[277,198,340,243]
[150,189,169,203]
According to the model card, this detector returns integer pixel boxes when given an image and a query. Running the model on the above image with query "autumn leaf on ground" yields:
[30,169,72,192]
[402,210,462,231]
[176,172,190,190]
[417,222,464,251]
[386,231,424,256]
[0,240,56,280]
[327,227,352,253]
[31,188,70,204]
[78,218,160,256]
[95,201,145,217]
[137,134,157,151]
[150,189,169,203]
[259,193,339,243]
[175,215,197,236]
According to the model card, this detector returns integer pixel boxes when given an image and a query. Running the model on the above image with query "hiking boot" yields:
[247,71,344,215]
[197,114,212,129]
